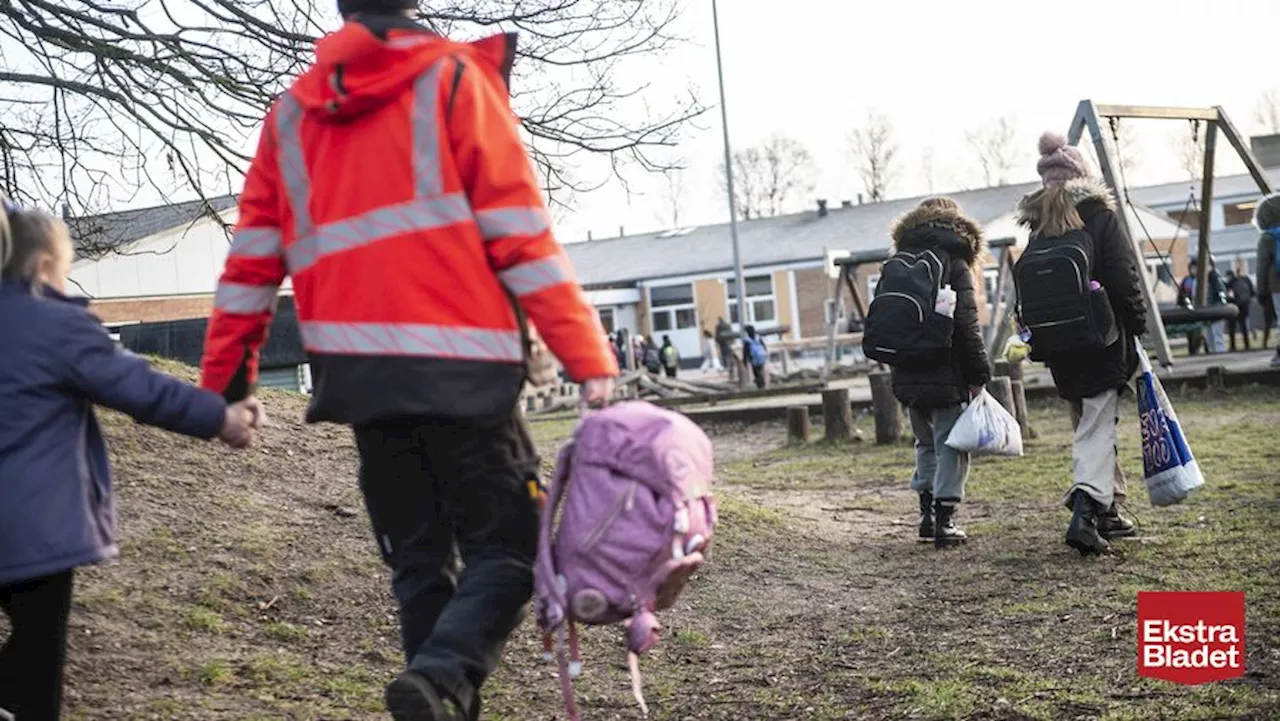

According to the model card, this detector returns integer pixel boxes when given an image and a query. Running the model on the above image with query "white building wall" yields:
[69,209,293,299]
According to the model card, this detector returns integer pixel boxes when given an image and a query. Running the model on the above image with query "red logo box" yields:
[1137,591,1245,685]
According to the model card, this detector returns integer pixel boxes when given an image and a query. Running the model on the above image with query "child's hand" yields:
[219,397,263,449]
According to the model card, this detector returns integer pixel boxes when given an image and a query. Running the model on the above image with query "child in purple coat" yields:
[0,197,262,720]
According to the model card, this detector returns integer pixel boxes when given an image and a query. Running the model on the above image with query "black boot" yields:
[917,491,934,543]
[1065,490,1110,556]
[933,500,966,549]
[1097,503,1136,540]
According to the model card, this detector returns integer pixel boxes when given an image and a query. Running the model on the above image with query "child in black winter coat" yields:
[886,197,991,548]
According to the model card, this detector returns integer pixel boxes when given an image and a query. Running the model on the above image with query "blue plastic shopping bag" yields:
[1135,345,1204,506]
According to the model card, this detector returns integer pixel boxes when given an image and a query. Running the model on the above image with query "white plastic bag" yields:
[1136,344,1205,506]
[945,389,1024,457]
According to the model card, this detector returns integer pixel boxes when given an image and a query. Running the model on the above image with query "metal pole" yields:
[712,0,749,336]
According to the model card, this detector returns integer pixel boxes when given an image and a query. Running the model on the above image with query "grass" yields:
[25,360,1279,720]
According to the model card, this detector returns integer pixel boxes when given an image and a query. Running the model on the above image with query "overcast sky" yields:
[551,0,1280,244]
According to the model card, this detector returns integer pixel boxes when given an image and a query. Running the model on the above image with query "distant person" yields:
[196,3,619,719]
[741,325,769,389]
[0,196,261,721]
[1225,261,1255,352]
[660,334,680,378]
[714,316,737,379]
[607,331,624,369]
[1178,258,1228,354]
[699,328,724,371]
[641,336,662,374]
[1255,192,1280,367]
[877,197,991,548]
[1014,132,1145,555]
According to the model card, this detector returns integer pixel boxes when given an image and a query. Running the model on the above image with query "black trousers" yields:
[0,570,75,721]
[1228,303,1251,351]
[751,363,766,389]
[354,411,540,718]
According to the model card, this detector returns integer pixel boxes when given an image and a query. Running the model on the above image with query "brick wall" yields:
[91,295,215,324]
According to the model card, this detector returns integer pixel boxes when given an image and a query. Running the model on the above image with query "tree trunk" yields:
[787,405,812,444]
[868,372,902,444]
[821,389,854,442]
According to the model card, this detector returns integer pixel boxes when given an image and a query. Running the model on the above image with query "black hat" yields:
[337,0,416,16]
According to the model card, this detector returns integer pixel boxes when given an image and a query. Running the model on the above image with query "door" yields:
[647,283,701,361]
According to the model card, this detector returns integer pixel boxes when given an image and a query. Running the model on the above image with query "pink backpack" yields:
[534,401,717,720]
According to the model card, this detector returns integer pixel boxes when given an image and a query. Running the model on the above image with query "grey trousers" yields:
[908,404,970,502]
[1066,389,1128,509]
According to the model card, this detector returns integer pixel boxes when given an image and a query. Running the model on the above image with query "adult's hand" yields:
[581,377,615,408]
[969,385,985,400]
[219,397,265,449]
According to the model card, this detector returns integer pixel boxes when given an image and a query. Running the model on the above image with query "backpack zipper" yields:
[870,292,923,323]
[580,479,640,553]
[1028,316,1086,329]
[886,251,940,289]
[1023,245,1087,292]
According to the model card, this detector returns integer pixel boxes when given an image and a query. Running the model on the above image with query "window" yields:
[726,274,777,325]
[597,307,615,334]
[1144,258,1175,286]
[1223,201,1257,228]
[1166,209,1200,231]
[648,282,697,336]
[983,269,1000,300]
[649,283,694,307]
[675,308,697,330]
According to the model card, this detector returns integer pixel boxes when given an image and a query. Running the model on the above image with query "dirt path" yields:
[30,369,1280,720]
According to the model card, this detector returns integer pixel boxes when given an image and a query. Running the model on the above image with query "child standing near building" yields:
[0,197,261,720]
[863,197,991,548]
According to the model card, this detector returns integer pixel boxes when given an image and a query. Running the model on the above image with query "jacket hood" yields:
[890,203,985,265]
[1255,191,1280,230]
[1014,177,1115,229]
[290,19,516,120]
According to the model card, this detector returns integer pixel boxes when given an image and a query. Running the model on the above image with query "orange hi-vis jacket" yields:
[199,18,617,424]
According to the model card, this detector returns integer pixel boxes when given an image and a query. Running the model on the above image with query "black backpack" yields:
[862,249,954,368]
[1014,229,1118,360]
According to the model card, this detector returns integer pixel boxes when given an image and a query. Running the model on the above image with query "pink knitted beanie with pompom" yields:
[1036,132,1088,186]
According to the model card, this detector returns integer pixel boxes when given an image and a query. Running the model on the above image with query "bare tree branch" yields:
[847,110,898,202]
[1171,121,1206,182]
[717,134,815,221]
[0,0,706,253]
[965,115,1020,188]
[1256,88,1280,135]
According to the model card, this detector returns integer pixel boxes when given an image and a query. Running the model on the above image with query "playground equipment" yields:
[1065,101,1273,367]
[822,101,1275,377]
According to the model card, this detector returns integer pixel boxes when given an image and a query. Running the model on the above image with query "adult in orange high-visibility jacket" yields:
[198,2,617,720]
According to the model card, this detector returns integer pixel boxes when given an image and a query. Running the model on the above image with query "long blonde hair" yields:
[1026,185,1084,238]
[0,194,61,286]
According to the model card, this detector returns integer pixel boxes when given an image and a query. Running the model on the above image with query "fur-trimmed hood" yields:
[1015,177,1115,230]
[890,204,985,266]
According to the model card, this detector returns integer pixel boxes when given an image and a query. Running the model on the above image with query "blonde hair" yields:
[0,194,62,287]
[1029,185,1084,238]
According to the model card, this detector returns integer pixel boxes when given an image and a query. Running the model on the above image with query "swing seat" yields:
[1158,303,1238,326]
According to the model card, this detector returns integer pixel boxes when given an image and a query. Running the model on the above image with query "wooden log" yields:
[821,388,854,442]
[652,375,724,396]
[868,372,902,444]
[1009,379,1030,437]
[986,376,1014,415]
[993,360,1011,378]
[735,356,751,390]
[637,375,681,399]
[786,405,812,444]
[1206,365,1226,390]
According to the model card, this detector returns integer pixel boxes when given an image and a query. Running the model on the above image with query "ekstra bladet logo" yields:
[1137,591,1245,685]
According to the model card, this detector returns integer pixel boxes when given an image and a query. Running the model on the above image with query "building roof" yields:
[1127,167,1280,208]
[565,182,1042,287]
[67,194,238,257]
